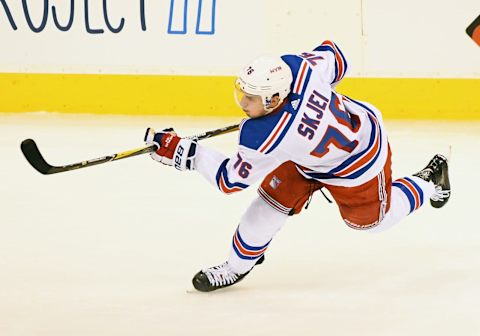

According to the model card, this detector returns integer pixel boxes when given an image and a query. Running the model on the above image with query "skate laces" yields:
[204,262,239,287]
[415,168,433,182]
[431,185,451,202]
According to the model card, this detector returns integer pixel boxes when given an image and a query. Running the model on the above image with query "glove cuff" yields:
[174,138,198,171]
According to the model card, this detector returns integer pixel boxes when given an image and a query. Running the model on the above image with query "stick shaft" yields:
[21,123,240,175]
[188,123,239,140]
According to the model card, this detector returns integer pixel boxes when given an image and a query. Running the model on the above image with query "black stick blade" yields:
[20,139,56,175]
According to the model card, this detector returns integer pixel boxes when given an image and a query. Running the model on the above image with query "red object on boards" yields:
[466,15,480,46]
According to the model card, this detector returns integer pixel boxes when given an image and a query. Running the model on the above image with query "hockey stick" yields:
[21,123,240,175]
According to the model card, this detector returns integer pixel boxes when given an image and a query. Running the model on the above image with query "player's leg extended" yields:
[191,161,317,292]
[227,197,287,274]
[191,196,287,292]
[228,160,320,275]
[325,149,450,232]
[368,176,435,232]
[368,154,450,233]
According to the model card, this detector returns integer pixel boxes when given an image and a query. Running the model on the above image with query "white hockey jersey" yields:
[195,41,389,194]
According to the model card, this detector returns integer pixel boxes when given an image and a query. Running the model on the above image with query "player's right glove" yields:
[144,127,197,171]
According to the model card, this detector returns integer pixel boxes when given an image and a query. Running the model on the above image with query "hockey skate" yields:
[192,255,265,292]
[413,154,451,208]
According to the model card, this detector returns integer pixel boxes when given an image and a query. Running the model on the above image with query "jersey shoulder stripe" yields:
[281,54,312,96]
[263,111,295,154]
[314,40,348,84]
[258,111,291,153]
[292,61,313,95]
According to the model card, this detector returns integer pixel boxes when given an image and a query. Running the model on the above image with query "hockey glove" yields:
[144,127,198,171]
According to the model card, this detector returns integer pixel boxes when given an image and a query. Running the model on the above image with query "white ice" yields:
[1,113,479,336]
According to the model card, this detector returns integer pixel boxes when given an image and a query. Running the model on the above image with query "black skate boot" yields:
[192,255,265,292]
[413,154,451,208]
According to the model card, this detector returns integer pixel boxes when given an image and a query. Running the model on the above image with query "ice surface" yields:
[1,112,479,336]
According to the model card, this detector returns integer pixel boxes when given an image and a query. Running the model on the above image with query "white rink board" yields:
[1,113,480,336]
[0,0,478,77]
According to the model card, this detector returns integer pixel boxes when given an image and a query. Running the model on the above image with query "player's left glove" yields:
[144,127,198,171]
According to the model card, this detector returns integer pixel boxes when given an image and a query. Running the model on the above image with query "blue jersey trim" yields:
[265,110,297,154]
[296,66,312,96]
[281,54,303,91]
[215,158,249,190]
[240,109,292,151]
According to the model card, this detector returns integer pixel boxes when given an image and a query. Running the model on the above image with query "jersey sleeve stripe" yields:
[315,45,339,83]
[316,41,348,84]
[265,112,296,154]
[322,40,346,82]
[219,175,243,194]
[335,43,348,75]
[215,159,249,194]
[294,61,308,94]
[259,112,292,153]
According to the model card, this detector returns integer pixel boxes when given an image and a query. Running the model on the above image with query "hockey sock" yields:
[228,197,288,274]
[368,175,435,233]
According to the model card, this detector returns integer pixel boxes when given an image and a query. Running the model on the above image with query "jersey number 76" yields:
[310,93,360,158]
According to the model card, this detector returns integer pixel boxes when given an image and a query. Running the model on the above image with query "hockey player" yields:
[144,40,451,292]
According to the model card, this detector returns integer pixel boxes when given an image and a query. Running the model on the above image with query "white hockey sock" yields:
[368,175,435,233]
[228,197,288,274]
